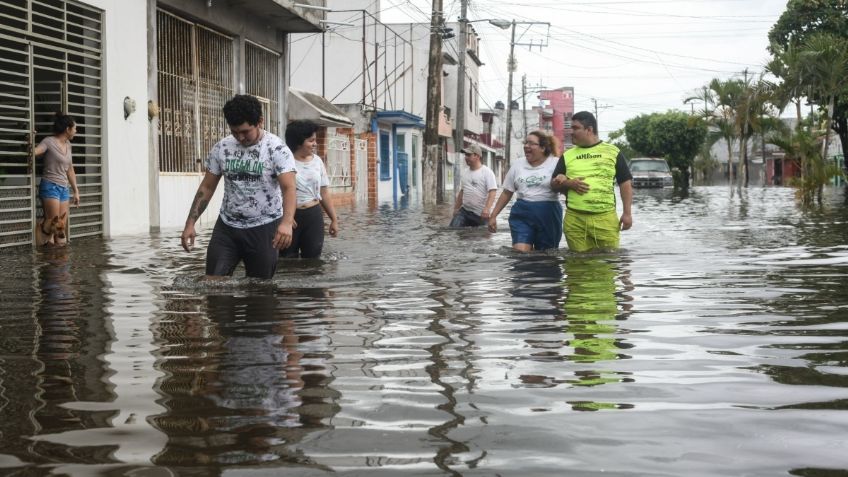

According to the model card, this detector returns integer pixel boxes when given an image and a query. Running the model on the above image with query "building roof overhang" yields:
[288,88,355,127]
[375,111,425,128]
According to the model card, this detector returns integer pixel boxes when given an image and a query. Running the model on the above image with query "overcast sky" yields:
[380,0,788,139]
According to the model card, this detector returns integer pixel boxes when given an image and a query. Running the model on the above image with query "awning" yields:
[162,0,324,33]
[375,111,424,128]
[288,88,354,128]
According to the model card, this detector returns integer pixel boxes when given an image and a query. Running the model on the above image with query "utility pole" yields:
[590,97,611,129]
[453,0,469,195]
[504,20,516,169]
[423,0,443,205]
[521,74,528,138]
[504,21,549,168]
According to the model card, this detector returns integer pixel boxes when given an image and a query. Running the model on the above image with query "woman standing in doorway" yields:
[280,120,339,259]
[33,113,80,243]
[487,130,562,251]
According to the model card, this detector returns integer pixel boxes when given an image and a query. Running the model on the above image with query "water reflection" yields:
[2,186,848,475]
[152,289,337,469]
[515,254,636,411]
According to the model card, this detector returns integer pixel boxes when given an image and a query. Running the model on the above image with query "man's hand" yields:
[181,223,196,252]
[481,209,491,220]
[273,221,294,249]
[328,219,339,237]
[619,212,632,231]
[568,176,590,194]
[487,216,497,233]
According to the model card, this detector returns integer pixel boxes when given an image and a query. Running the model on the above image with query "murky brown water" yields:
[2,186,848,476]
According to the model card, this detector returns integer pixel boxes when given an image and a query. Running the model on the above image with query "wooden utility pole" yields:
[453,0,469,194]
[503,21,549,167]
[521,74,528,138]
[423,0,443,205]
[503,20,516,169]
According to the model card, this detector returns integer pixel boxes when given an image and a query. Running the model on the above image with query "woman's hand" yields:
[71,188,80,207]
[487,215,498,233]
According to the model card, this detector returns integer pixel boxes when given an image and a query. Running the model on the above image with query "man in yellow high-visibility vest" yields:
[551,111,633,252]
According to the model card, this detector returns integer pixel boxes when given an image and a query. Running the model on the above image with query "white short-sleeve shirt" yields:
[460,165,498,215]
[294,154,330,206]
[501,155,560,202]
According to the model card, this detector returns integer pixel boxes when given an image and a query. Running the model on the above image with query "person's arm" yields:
[487,189,513,233]
[453,189,464,213]
[481,188,496,220]
[181,172,221,252]
[67,162,80,207]
[32,143,47,157]
[550,156,588,194]
[275,171,296,249]
[616,152,633,230]
[319,185,339,237]
[619,179,633,230]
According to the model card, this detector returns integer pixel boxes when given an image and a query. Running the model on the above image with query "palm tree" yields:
[686,79,746,192]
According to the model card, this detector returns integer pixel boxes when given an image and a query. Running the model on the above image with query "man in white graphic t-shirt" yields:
[449,144,498,227]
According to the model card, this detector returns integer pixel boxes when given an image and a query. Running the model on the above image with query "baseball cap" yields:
[460,144,482,156]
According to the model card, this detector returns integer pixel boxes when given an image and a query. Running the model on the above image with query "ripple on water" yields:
[3,187,848,475]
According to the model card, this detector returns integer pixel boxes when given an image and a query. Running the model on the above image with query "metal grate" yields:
[157,10,233,173]
[244,41,281,136]
[0,0,104,248]
[326,132,352,190]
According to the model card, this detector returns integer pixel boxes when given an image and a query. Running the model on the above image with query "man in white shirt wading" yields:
[449,144,498,227]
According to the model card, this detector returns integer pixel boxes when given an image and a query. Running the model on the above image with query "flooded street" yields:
[2,185,848,476]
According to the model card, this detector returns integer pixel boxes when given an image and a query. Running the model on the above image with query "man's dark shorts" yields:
[206,217,280,279]
[449,207,485,227]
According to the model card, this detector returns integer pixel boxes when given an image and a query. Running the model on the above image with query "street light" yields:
[453,16,510,192]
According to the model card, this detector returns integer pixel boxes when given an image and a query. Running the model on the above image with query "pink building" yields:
[538,87,575,151]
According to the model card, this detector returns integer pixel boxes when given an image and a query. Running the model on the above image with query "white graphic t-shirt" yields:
[461,165,498,215]
[294,154,330,206]
[502,155,560,202]
[206,131,296,228]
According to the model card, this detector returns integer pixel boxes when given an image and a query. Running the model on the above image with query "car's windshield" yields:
[630,160,670,173]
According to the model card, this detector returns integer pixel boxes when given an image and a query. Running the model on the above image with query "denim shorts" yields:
[508,199,563,250]
[39,179,70,202]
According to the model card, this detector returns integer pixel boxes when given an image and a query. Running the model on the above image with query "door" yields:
[0,36,34,247]
[0,1,105,249]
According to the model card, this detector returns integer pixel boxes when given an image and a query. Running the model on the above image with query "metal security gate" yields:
[326,132,352,191]
[157,9,234,173]
[355,138,367,202]
[0,0,104,248]
[245,41,281,136]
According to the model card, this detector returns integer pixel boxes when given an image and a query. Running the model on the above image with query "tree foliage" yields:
[768,0,848,48]
[768,0,848,171]
[607,128,638,159]
[624,111,707,188]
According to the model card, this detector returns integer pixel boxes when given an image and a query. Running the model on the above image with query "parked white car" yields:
[629,157,674,188]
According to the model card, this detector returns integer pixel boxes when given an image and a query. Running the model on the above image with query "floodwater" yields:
[2,186,848,476]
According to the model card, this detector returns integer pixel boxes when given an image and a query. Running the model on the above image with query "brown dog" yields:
[36,213,67,246]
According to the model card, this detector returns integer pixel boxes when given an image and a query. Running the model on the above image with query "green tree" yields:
[624,111,707,189]
[769,0,848,171]
[607,128,638,159]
